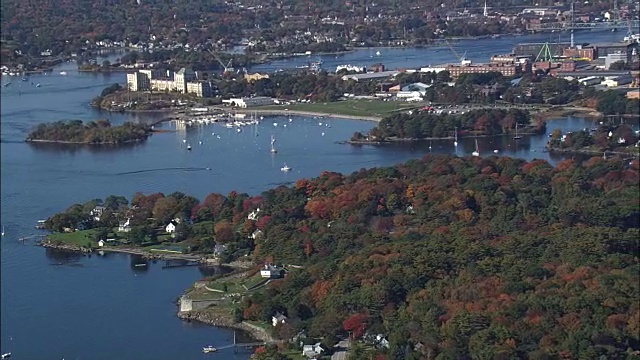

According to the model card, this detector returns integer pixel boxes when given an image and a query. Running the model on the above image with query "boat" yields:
[1,225,4,236]
[270,135,277,153]
[187,145,192,151]
[1,353,11,359]
[453,127,458,147]
[3,82,10,87]
[376,51,381,56]
[280,164,292,172]
[202,346,217,353]
[36,84,41,88]
[134,263,147,267]
[59,71,67,75]
[472,139,480,157]
[513,123,522,140]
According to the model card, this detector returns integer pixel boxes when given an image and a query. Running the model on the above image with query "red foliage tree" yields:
[343,313,368,339]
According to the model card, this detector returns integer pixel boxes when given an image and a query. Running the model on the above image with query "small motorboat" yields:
[202,346,217,353]
[2,353,11,359]
[281,164,292,172]
[187,145,192,151]
[36,84,41,87]
[59,71,67,75]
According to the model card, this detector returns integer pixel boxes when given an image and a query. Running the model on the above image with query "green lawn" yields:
[243,273,267,290]
[48,229,97,247]
[260,99,423,117]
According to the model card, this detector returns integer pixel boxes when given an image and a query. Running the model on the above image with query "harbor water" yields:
[0,30,629,359]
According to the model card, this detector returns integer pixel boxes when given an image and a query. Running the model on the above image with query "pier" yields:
[210,332,284,353]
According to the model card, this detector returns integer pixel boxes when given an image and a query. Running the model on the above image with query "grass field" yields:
[261,99,423,118]
[48,229,97,247]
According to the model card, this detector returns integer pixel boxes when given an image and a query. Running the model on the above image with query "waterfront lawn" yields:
[261,99,423,117]
[48,229,97,247]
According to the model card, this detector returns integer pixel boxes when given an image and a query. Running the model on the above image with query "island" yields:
[40,155,640,359]
[26,120,153,145]
[547,124,640,158]
[350,108,546,143]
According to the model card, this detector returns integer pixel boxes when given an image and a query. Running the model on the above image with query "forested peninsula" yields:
[547,124,640,158]
[351,108,545,143]
[26,120,152,145]
[44,155,640,359]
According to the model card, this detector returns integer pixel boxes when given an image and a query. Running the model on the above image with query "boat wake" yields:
[116,167,212,175]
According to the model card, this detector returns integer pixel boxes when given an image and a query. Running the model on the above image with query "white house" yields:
[272,312,287,327]
[261,264,284,278]
[98,240,106,247]
[90,205,107,221]
[247,208,261,221]
[118,218,131,233]
[165,221,177,233]
[302,342,325,358]
[250,229,263,240]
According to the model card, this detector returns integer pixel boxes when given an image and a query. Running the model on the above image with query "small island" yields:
[26,119,153,145]
[350,108,546,144]
[547,124,640,158]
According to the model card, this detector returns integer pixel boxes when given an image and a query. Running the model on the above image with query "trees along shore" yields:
[42,155,640,359]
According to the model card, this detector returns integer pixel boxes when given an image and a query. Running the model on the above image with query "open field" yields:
[48,229,97,247]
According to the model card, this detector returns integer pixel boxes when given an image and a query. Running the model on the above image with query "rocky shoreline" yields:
[177,310,274,343]
[39,238,254,268]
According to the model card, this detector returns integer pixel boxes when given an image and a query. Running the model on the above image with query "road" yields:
[331,339,350,360]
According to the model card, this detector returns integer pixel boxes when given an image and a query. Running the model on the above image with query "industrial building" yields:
[222,97,275,108]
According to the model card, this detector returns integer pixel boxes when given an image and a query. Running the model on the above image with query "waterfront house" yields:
[272,312,288,327]
[213,244,227,257]
[302,342,325,358]
[165,221,177,233]
[98,240,106,247]
[90,205,107,221]
[260,264,284,279]
[118,218,131,233]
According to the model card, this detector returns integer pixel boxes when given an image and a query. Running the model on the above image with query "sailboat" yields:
[1,226,4,236]
[270,134,277,153]
[453,127,458,147]
[472,138,480,157]
[513,123,522,140]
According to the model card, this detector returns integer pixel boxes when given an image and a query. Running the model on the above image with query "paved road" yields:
[331,339,350,360]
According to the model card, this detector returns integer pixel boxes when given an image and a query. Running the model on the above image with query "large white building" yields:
[222,97,275,108]
[126,68,212,97]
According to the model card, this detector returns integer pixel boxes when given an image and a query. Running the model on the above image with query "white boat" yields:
[376,51,381,56]
[280,164,292,172]
[187,145,192,151]
[36,83,41,87]
[1,225,4,236]
[270,135,277,153]
[225,123,234,128]
[236,128,242,133]
[202,346,217,353]
[59,71,67,75]
[453,127,458,147]
[472,139,480,157]
[513,123,522,140]
[1,353,11,359]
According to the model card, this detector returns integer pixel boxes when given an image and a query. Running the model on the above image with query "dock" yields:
[208,331,284,353]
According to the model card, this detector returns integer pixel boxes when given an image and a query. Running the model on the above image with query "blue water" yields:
[0,30,628,359]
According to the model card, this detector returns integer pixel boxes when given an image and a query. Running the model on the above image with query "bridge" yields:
[527,19,640,31]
